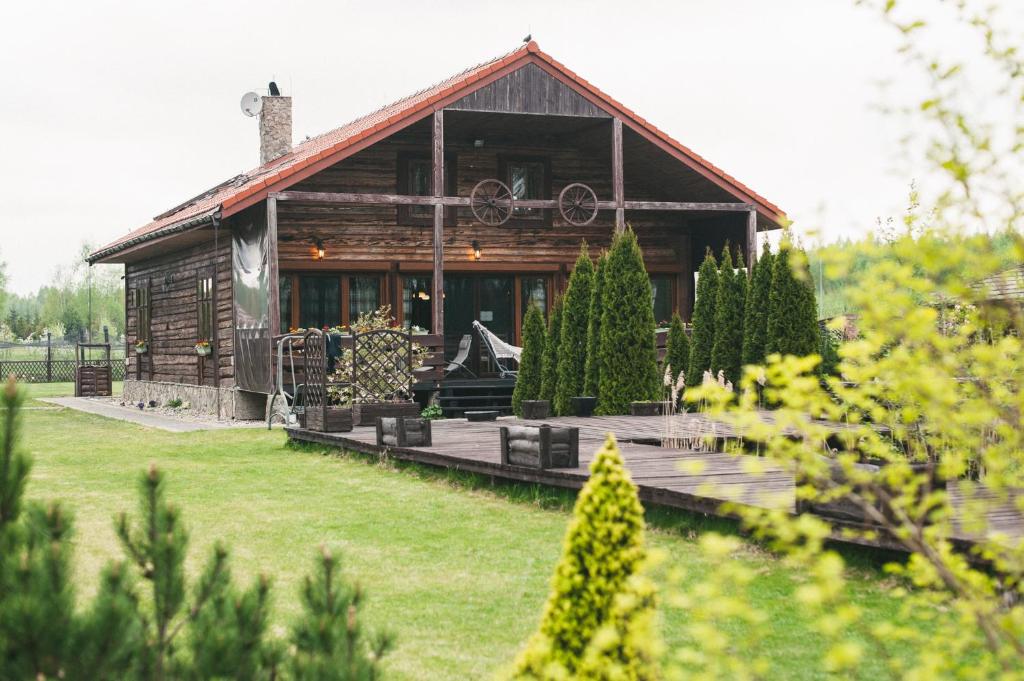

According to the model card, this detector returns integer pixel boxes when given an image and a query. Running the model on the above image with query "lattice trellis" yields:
[302,329,327,423]
[351,329,414,403]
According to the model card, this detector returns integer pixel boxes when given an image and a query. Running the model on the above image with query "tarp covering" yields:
[232,213,273,393]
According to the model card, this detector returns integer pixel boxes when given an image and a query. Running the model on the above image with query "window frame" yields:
[396,151,457,227]
[283,271,386,330]
[134,279,151,343]
[196,270,215,343]
[498,154,553,228]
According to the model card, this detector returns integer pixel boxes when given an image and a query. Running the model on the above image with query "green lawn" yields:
[16,383,905,679]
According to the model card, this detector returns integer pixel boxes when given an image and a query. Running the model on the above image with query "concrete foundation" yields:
[123,380,267,420]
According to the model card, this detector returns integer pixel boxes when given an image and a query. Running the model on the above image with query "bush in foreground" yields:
[0,378,391,680]
[510,434,656,679]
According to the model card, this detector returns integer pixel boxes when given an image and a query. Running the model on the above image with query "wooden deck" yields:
[287,414,1024,551]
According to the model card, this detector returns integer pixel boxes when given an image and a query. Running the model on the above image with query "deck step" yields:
[437,379,515,417]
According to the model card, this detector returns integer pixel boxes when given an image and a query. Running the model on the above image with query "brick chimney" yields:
[259,94,292,164]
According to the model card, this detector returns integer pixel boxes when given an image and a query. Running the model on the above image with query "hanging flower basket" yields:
[194,341,212,357]
[134,341,148,355]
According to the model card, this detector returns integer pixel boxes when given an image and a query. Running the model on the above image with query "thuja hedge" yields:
[687,250,719,384]
[710,246,747,385]
[595,229,659,414]
[512,303,546,416]
[582,251,608,399]
[555,243,596,416]
[539,295,563,403]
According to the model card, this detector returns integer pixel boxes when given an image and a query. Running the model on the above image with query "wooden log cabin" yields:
[88,42,787,418]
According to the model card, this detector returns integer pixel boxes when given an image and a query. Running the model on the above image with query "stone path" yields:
[41,397,266,433]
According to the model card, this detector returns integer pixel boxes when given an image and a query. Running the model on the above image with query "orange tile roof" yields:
[90,42,785,262]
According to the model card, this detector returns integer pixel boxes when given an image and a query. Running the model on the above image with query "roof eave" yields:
[88,207,221,264]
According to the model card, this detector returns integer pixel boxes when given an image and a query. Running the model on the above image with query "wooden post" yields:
[612,118,624,234]
[432,110,445,337]
[266,196,282,366]
[746,208,758,269]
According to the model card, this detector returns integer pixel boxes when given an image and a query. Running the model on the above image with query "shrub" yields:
[710,245,747,385]
[583,251,608,399]
[687,250,719,384]
[539,296,563,403]
[596,229,659,414]
[555,242,596,415]
[664,313,689,385]
[512,303,547,416]
[741,242,774,366]
[420,404,444,420]
[511,434,650,678]
[166,397,183,408]
[0,378,390,679]
[766,245,819,358]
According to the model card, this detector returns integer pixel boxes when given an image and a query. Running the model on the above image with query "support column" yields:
[612,118,624,234]
[746,208,758,269]
[431,110,445,337]
[267,197,281,344]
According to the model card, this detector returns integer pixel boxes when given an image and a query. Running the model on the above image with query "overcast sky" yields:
[0,0,1012,294]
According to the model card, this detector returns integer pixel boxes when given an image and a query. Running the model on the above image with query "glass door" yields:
[478,277,514,375]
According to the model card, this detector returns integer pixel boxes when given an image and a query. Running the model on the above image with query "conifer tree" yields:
[511,303,546,416]
[766,246,819,357]
[665,313,689,386]
[596,229,659,414]
[555,242,596,415]
[576,573,660,680]
[583,251,608,399]
[0,377,390,681]
[710,246,747,385]
[539,295,563,403]
[288,547,394,680]
[512,434,649,678]
[742,242,774,366]
[687,250,719,384]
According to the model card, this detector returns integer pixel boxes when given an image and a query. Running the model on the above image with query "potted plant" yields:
[630,400,666,417]
[570,396,597,417]
[134,340,148,354]
[194,340,212,357]
[521,400,551,420]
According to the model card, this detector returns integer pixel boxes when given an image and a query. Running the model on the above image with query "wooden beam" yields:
[432,110,445,337]
[612,118,624,233]
[746,209,758,269]
[267,197,281,348]
[271,191,752,213]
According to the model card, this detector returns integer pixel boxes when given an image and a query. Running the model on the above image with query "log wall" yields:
[125,237,233,386]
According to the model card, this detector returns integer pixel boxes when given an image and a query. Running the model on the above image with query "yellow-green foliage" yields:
[576,574,661,681]
[511,435,649,679]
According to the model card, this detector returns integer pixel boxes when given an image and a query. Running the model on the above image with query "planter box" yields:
[630,401,667,417]
[352,401,420,427]
[304,406,353,432]
[500,424,580,469]
[570,396,597,417]
[797,457,941,524]
[521,400,551,420]
[376,417,432,447]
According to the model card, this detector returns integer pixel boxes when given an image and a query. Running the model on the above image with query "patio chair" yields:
[472,320,521,379]
[444,334,476,378]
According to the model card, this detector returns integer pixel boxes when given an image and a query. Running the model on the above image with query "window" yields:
[279,275,292,333]
[520,276,548,326]
[197,274,214,342]
[402,276,432,333]
[500,156,551,226]
[135,281,151,342]
[349,276,381,323]
[299,276,341,330]
[650,275,674,328]
[397,153,456,226]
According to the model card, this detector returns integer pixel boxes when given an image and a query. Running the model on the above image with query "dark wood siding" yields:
[447,63,610,118]
[125,237,233,386]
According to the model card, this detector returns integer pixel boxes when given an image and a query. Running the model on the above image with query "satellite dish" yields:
[240,92,262,117]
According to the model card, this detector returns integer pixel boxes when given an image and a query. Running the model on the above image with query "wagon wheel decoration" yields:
[470,179,514,226]
[558,183,599,226]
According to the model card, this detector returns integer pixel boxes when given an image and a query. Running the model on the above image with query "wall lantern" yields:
[314,238,325,261]
[471,240,481,261]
